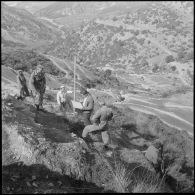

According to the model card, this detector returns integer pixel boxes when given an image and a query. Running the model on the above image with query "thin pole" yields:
[73,55,76,101]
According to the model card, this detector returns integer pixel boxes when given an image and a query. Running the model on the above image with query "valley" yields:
[1,1,194,193]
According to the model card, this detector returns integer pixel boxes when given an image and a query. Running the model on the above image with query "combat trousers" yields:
[83,112,91,126]
[19,85,29,98]
[31,90,44,107]
[82,124,109,145]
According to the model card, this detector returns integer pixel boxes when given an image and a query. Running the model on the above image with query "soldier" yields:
[29,65,46,111]
[80,88,94,126]
[82,101,113,148]
[16,70,29,100]
[57,85,73,117]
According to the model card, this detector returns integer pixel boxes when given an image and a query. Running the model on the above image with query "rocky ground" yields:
[2,83,194,193]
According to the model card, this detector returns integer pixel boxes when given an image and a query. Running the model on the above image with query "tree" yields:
[134,30,139,36]
[165,55,175,63]
[177,51,185,60]
[152,64,159,73]
[171,66,176,71]
[112,16,118,21]
[185,51,194,61]
[104,69,112,77]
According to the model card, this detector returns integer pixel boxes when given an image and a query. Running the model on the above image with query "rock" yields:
[32,182,38,187]
[144,145,159,165]
[105,151,113,157]
[32,175,36,180]
[119,148,155,173]
[48,183,54,187]
[26,181,31,187]
[71,133,77,138]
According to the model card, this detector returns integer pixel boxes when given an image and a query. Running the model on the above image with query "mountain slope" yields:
[4,1,55,13]
[48,1,193,90]
[34,2,149,30]
[1,3,62,49]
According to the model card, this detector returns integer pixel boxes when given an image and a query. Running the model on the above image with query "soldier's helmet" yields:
[18,69,23,73]
[60,85,65,90]
[80,87,88,95]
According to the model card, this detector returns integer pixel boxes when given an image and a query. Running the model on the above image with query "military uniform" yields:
[82,105,113,145]
[57,89,73,117]
[29,69,46,108]
[17,72,29,99]
[82,94,94,126]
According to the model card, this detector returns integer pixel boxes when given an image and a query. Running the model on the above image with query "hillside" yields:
[41,1,193,96]
[55,1,193,72]
[1,2,63,49]
[4,1,55,13]
[34,2,148,30]
[2,80,194,193]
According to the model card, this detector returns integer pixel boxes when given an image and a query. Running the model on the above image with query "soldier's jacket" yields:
[91,106,113,131]
[17,74,27,88]
[29,70,46,93]
[82,94,94,114]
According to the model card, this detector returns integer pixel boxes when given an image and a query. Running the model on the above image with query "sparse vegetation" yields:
[2,2,194,193]
[152,64,159,73]
[165,55,175,63]
[1,50,65,76]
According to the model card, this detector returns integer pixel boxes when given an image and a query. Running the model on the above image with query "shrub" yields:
[112,16,118,21]
[165,55,175,63]
[152,64,159,73]
[177,51,185,60]
[134,30,139,36]
[185,51,194,61]
[170,66,176,71]
[119,40,125,47]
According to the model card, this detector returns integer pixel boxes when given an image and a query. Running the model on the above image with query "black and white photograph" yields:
[1,1,194,193]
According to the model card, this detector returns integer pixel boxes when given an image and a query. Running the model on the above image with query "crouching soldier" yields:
[82,101,113,148]
[29,65,46,111]
[16,70,30,100]
[57,85,73,118]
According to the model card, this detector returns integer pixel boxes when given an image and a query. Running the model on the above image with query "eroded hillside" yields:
[2,81,194,193]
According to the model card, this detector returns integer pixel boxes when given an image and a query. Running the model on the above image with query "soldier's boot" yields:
[17,96,23,101]
[35,104,39,111]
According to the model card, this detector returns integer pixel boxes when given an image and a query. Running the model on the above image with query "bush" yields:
[1,50,64,76]
[165,55,175,63]
[177,51,185,60]
[134,30,139,36]
[185,51,194,61]
[112,16,118,21]
[119,40,125,47]
[170,66,176,71]
[152,64,159,73]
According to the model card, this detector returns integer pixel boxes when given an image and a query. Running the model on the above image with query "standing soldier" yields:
[80,88,94,126]
[29,65,46,111]
[57,85,73,118]
[16,70,29,100]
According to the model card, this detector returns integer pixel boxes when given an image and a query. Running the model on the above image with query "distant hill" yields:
[1,2,63,49]
[3,1,55,13]
[34,2,149,30]
[48,1,193,85]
